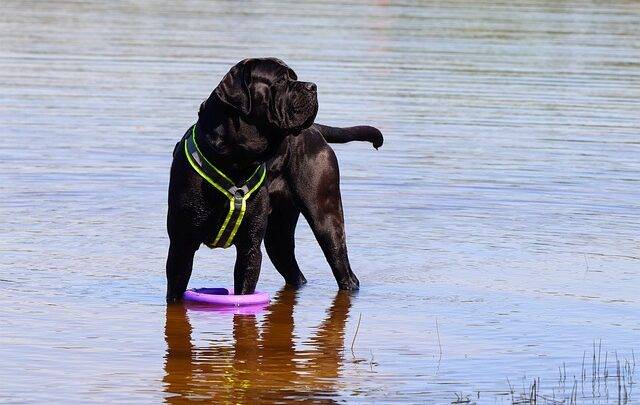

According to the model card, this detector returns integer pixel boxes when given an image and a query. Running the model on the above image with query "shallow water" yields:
[1,1,639,403]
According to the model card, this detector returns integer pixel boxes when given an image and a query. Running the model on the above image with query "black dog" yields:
[166,58,382,302]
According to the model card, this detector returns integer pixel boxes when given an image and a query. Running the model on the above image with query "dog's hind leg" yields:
[301,193,360,291]
[265,192,307,288]
[293,142,359,291]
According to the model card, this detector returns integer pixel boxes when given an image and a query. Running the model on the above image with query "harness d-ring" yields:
[229,185,250,209]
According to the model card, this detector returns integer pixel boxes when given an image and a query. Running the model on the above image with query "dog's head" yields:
[209,58,318,133]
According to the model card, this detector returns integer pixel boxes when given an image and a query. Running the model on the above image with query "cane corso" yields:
[166,58,383,302]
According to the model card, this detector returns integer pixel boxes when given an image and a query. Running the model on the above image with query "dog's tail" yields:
[315,124,383,150]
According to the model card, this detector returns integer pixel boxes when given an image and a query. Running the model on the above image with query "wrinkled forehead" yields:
[249,58,298,83]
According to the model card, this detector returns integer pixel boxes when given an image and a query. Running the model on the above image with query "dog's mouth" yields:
[288,92,318,131]
[269,83,318,133]
[301,98,318,128]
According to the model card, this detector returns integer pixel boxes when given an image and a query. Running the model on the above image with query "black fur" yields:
[166,58,383,302]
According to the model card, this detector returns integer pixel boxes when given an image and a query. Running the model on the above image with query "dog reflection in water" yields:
[163,288,353,403]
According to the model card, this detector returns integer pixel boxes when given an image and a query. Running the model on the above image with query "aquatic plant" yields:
[503,341,635,404]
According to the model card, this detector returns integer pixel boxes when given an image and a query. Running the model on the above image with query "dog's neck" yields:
[196,96,280,181]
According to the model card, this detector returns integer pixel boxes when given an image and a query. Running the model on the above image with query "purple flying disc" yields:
[183,287,270,307]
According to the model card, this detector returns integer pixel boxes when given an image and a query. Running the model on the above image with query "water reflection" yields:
[163,288,353,403]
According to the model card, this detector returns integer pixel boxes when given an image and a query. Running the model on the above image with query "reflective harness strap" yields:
[184,125,267,248]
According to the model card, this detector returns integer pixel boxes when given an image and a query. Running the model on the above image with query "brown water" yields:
[1,1,639,403]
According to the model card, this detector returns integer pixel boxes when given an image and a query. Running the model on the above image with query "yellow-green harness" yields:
[184,125,267,248]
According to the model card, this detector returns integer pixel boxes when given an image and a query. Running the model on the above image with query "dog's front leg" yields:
[233,241,263,295]
[233,189,268,295]
[166,239,199,303]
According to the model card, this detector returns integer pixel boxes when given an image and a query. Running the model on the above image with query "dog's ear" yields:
[214,59,252,116]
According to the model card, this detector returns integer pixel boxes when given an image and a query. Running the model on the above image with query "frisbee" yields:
[183,287,270,307]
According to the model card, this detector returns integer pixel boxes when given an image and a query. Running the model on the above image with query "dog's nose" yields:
[304,82,317,92]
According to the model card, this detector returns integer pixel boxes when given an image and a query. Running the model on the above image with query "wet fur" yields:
[166,58,383,302]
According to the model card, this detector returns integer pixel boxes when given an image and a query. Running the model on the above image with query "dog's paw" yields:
[285,273,308,288]
[338,278,360,291]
